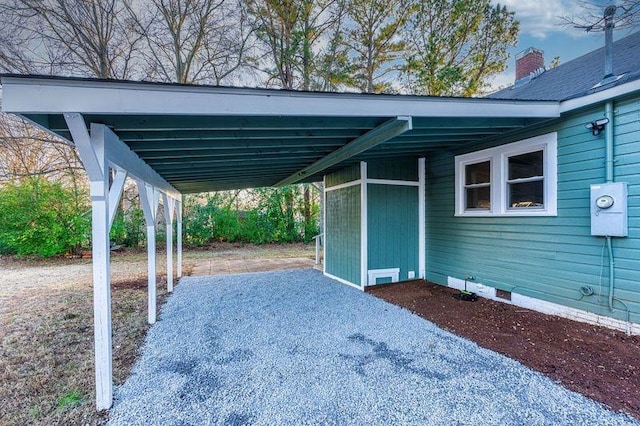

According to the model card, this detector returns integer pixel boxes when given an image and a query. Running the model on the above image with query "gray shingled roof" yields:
[489,31,640,101]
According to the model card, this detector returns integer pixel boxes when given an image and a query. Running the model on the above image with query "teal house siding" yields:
[425,96,640,324]
[368,184,419,282]
[368,158,418,181]
[324,158,422,286]
[325,165,361,285]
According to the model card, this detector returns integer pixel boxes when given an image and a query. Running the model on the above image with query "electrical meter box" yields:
[590,182,628,237]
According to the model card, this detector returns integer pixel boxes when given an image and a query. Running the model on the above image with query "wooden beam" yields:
[108,170,127,229]
[162,194,177,292]
[276,116,413,187]
[137,180,159,325]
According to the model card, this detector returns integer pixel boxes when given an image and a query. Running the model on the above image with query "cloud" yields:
[496,0,586,39]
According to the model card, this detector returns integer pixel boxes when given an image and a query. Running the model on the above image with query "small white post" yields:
[162,194,176,292]
[360,161,368,289]
[418,158,426,279]
[322,177,327,274]
[176,197,183,278]
[137,181,159,324]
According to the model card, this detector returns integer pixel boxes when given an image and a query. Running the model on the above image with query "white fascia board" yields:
[560,79,640,113]
[1,76,559,118]
[92,123,180,199]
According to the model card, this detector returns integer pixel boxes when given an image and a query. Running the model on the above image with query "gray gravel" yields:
[108,269,638,426]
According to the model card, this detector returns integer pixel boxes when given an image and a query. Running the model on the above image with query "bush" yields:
[183,186,320,246]
[0,178,90,257]
[110,206,145,247]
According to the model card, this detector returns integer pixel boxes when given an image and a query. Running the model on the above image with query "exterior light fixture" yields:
[585,118,609,136]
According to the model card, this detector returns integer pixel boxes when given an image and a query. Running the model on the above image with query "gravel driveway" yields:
[108,269,638,426]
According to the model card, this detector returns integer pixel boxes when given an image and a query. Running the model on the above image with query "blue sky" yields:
[490,0,621,89]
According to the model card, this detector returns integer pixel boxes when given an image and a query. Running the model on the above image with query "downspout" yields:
[605,101,615,311]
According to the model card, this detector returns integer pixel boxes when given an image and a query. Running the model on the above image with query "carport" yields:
[0,74,559,410]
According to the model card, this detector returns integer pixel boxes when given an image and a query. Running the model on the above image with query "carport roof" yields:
[0,74,560,193]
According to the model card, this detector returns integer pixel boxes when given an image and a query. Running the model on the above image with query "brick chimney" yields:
[515,47,544,81]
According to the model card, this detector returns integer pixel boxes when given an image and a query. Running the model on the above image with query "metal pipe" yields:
[605,102,614,183]
[604,101,615,311]
[606,236,615,311]
[604,6,616,79]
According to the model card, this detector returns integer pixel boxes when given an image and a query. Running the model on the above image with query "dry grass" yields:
[0,244,313,425]
[0,277,170,425]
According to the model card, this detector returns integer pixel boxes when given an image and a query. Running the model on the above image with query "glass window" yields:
[454,132,557,217]
[507,151,544,209]
[464,161,491,210]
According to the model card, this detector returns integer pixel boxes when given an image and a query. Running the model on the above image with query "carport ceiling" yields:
[1,75,560,193]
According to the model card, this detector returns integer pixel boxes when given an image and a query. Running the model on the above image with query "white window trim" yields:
[455,132,557,217]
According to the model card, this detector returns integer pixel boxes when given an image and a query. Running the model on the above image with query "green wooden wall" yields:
[368,184,419,281]
[326,164,360,187]
[325,177,361,285]
[325,159,421,286]
[368,157,418,180]
[425,95,640,323]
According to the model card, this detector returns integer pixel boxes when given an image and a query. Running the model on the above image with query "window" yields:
[455,133,557,217]
[464,160,491,210]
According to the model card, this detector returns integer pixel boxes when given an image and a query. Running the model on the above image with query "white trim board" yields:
[367,268,400,285]
[560,78,640,113]
[447,277,639,335]
[360,161,368,288]
[418,158,426,279]
[1,76,560,118]
[324,272,364,291]
[367,178,419,187]
[324,179,362,192]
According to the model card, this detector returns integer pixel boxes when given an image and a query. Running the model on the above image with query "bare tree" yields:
[129,0,251,84]
[0,0,142,78]
[0,113,84,185]
[562,1,640,32]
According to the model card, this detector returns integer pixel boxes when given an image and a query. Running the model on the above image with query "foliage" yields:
[184,185,319,245]
[245,0,345,90]
[0,178,90,257]
[402,0,518,96]
[341,0,411,93]
[110,206,146,247]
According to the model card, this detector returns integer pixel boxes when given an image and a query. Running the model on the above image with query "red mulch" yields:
[368,280,640,419]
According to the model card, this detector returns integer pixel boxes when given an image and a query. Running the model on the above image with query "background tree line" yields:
[0,0,519,94]
[0,0,522,256]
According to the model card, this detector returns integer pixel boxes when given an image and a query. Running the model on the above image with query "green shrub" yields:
[0,178,90,257]
[110,206,145,247]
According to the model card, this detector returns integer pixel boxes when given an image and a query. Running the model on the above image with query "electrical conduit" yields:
[605,101,615,312]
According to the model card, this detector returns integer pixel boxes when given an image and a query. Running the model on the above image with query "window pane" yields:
[465,161,490,185]
[509,181,544,208]
[466,186,490,210]
[509,151,543,180]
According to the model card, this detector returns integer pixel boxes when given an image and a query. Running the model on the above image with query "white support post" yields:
[418,158,426,279]
[176,197,183,278]
[137,180,159,324]
[162,194,176,292]
[64,114,113,411]
[322,176,327,274]
[360,161,368,289]
[108,169,128,230]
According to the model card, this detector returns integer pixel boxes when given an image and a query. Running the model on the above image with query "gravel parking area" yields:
[108,270,638,425]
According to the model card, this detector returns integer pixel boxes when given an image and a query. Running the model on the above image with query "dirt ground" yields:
[369,280,640,420]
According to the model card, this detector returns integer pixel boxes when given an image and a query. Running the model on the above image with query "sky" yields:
[489,0,624,90]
